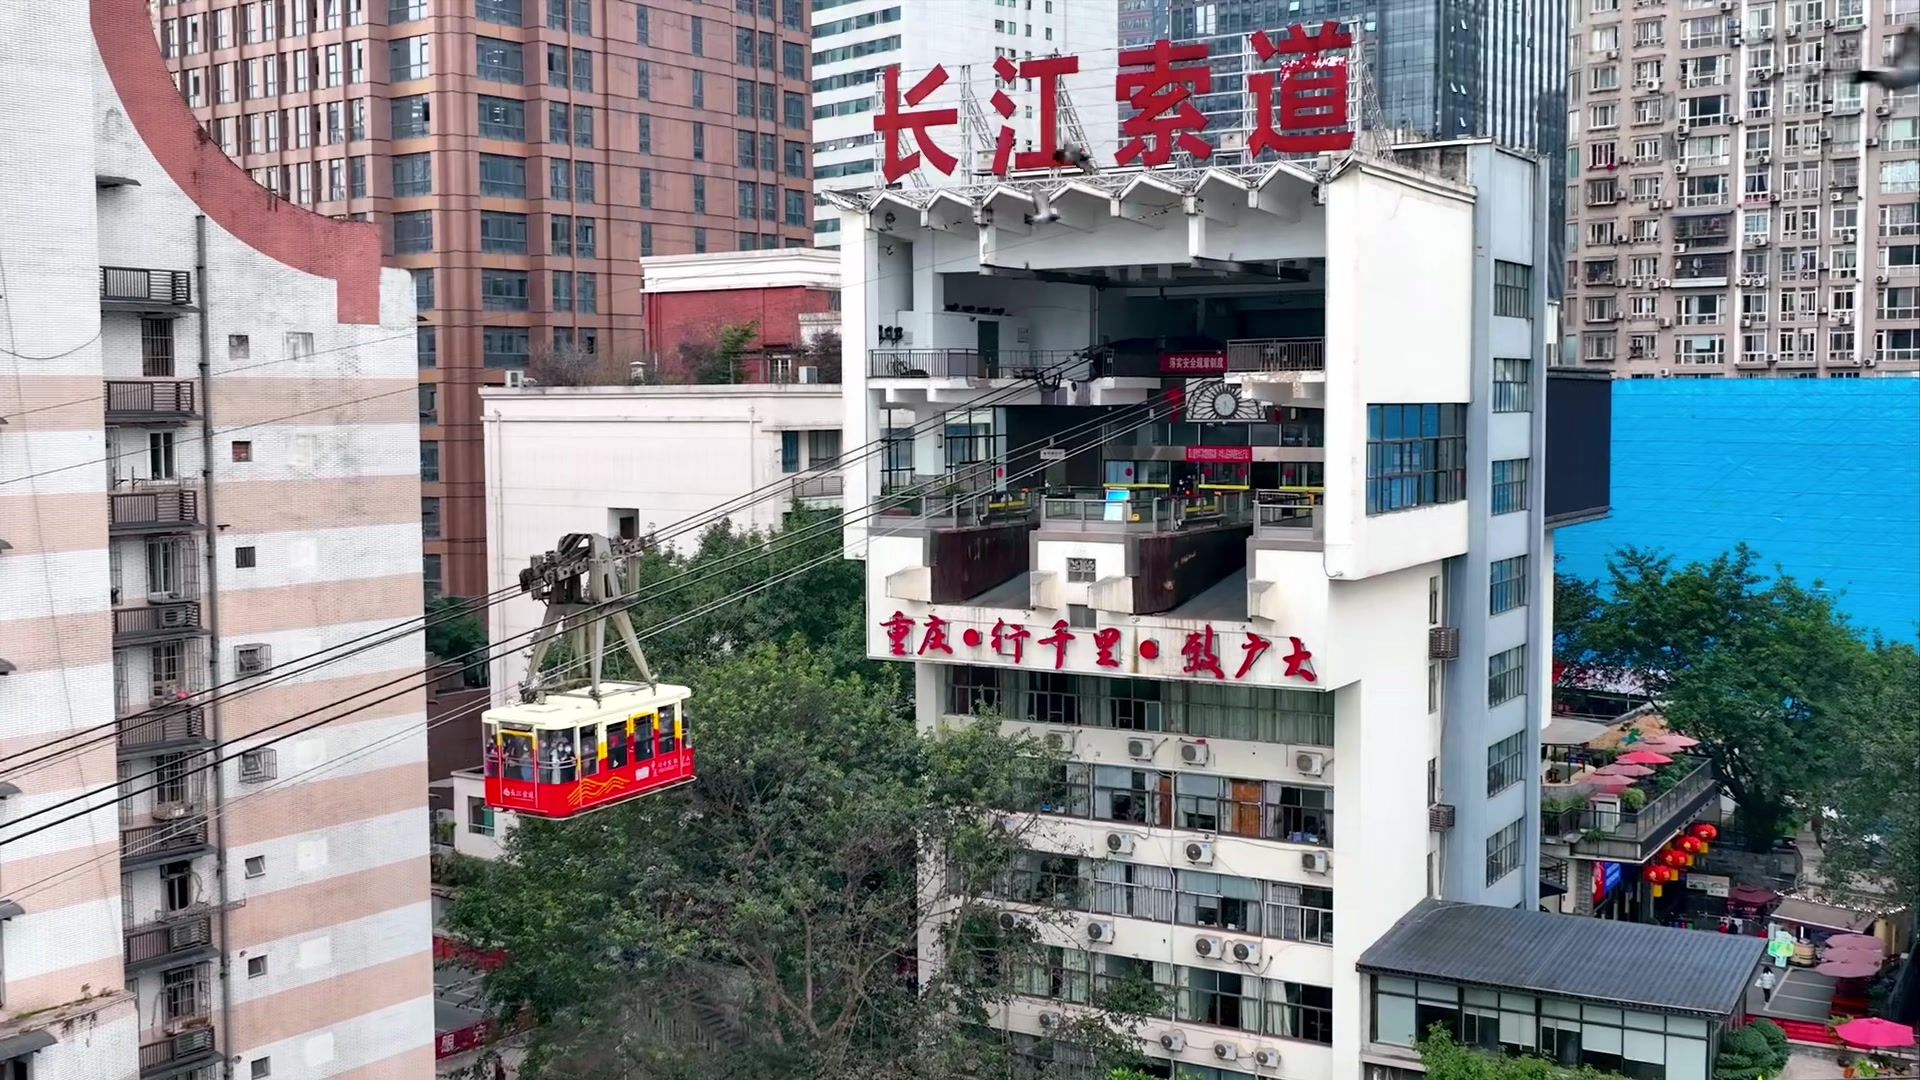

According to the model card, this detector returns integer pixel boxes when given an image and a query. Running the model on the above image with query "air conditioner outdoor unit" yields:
[1231,940,1263,964]
[1179,739,1210,766]
[1659,316,1673,328]
[152,803,191,821]
[1125,737,1155,761]
[234,643,271,675]
[1215,1043,1242,1063]
[1741,316,1753,327]
[1840,312,1853,324]
[797,365,819,384]
[1038,1011,1063,1029]
[1823,102,1836,113]
[1105,832,1136,856]
[1429,803,1457,830]
[239,748,277,784]
[1160,1032,1187,1053]
[1658,278,1673,287]
[1428,626,1460,659]
[1831,191,1843,202]
[156,605,195,629]
[998,911,1031,931]
[1867,137,1879,148]
[1822,128,1834,140]
[1085,919,1114,943]
[1673,242,1689,254]
[1301,850,1330,874]
[1676,163,1690,174]
[1876,103,1892,116]
[1194,935,1223,959]
[1677,124,1691,135]
[1296,751,1329,777]
[504,370,528,388]
[1184,840,1215,866]
[1255,1049,1283,1069]
[1737,276,1753,286]
[1877,274,1890,283]
[1756,237,1770,247]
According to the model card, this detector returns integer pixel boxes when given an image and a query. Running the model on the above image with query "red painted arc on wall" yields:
[91,0,385,325]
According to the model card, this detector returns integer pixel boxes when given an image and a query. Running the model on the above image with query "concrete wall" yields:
[1555,379,1920,642]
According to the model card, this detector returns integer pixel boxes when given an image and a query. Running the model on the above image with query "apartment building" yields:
[1565,0,1920,377]
[0,1,430,1074]
[833,141,1610,1078]
[152,0,815,600]
[808,0,1119,245]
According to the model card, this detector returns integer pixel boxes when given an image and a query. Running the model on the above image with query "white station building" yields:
[833,143,1618,1079]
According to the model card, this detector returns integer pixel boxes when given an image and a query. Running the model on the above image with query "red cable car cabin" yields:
[482,682,694,819]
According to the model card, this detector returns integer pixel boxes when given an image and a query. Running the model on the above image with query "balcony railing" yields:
[139,1026,217,1077]
[1223,337,1326,373]
[1254,488,1324,540]
[105,380,198,422]
[792,473,843,501]
[1541,758,1718,860]
[868,348,1085,380]
[124,911,214,971]
[113,602,205,642]
[1041,491,1253,532]
[109,490,200,533]
[121,818,211,869]
[117,706,208,753]
[101,267,193,308]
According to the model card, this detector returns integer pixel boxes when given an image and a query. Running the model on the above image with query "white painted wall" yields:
[482,385,844,692]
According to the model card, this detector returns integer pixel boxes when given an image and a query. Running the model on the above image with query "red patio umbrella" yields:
[1641,734,1701,750]
[1815,957,1883,979]
[1835,1018,1916,1050]
[1824,933,1886,953]
[1595,763,1656,778]
[1617,749,1675,766]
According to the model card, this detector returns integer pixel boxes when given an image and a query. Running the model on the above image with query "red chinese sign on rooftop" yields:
[878,611,1318,686]
[871,28,1356,184]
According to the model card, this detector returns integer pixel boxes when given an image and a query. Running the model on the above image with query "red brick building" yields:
[640,249,840,382]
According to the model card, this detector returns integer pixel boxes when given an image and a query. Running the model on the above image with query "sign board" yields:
[1592,860,1624,907]
[1185,446,1254,464]
[1685,873,1731,898]
[1038,448,1069,462]
[1161,352,1231,375]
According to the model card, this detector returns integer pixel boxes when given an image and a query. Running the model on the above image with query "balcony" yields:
[120,817,211,870]
[117,705,209,755]
[101,267,193,310]
[1540,757,1718,863]
[790,472,843,506]
[1222,337,1326,373]
[105,381,199,424]
[124,910,215,973]
[1253,489,1324,545]
[868,348,1084,380]
[113,602,206,644]
[109,490,201,534]
[139,1026,217,1079]
[1040,490,1253,533]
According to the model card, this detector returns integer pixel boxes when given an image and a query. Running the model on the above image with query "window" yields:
[1492,358,1531,412]
[1488,644,1526,708]
[480,211,528,255]
[574,161,595,202]
[1490,458,1529,515]
[1364,404,1466,515]
[1267,883,1334,945]
[551,271,573,312]
[1486,730,1526,796]
[422,497,441,539]
[391,94,429,138]
[389,34,429,80]
[783,39,805,78]
[1493,261,1532,318]
[476,37,523,82]
[575,217,595,257]
[235,545,257,569]
[640,223,653,257]
[424,554,443,599]
[475,0,519,22]
[484,327,530,369]
[420,442,440,481]
[636,3,648,42]
[468,796,495,836]
[739,180,758,218]
[244,855,266,878]
[418,385,437,425]
[251,1058,271,1079]
[549,159,572,200]
[392,210,431,252]
[247,955,268,978]
[475,153,525,198]
[694,227,707,253]
[140,316,176,377]
[693,174,707,213]
[230,440,253,464]
[1485,817,1524,885]
[637,114,651,153]
[411,268,434,312]
[692,122,706,160]
[391,152,431,197]
[1489,555,1528,614]
[573,48,593,91]
[546,101,570,144]
[577,273,596,314]
[637,60,650,98]
[417,327,437,369]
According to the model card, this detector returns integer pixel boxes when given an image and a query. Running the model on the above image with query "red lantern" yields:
[1691,823,1719,842]
[1664,851,1688,869]
[1680,836,1704,855]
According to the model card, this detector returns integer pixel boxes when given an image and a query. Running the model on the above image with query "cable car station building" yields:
[833,134,1625,1079]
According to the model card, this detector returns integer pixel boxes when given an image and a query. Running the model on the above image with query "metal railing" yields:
[109,490,200,532]
[125,911,214,970]
[113,602,204,641]
[105,380,197,419]
[139,1027,216,1076]
[792,473,843,500]
[1254,489,1324,537]
[1224,337,1326,373]
[121,818,211,866]
[101,267,193,307]
[880,486,1038,527]
[118,706,208,751]
[1040,491,1252,532]
[868,348,1085,380]
[1540,758,1716,848]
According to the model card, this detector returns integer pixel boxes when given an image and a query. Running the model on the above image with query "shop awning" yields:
[1542,716,1611,746]
[1772,897,1878,933]
[0,1030,55,1062]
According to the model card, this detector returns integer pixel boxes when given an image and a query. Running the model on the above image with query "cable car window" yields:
[501,730,534,782]
[634,714,656,761]
[606,719,629,769]
[659,703,678,754]
[578,724,599,776]
[540,728,576,784]
[483,723,499,777]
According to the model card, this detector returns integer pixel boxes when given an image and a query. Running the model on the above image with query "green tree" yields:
[425,595,490,686]
[449,641,1153,1079]
[1816,643,1920,906]
[1559,546,1869,848]
[682,322,761,384]
[1714,1021,1788,1080]
[1553,558,1602,675]
[1419,1027,1629,1080]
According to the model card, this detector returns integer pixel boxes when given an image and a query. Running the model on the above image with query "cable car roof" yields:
[483,682,691,726]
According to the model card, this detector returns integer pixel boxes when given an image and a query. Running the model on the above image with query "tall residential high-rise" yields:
[153,0,816,600]
[832,138,1610,1076]
[1563,0,1920,378]
[0,0,430,1075]
[808,0,1119,246]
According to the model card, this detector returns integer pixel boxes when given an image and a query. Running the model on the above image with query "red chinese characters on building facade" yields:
[870,28,1355,179]
[877,612,1317,684]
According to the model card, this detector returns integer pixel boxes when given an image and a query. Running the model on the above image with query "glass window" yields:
[549,158,572,200]
[1266,783,1332,846]
[1267,883,1334,945]
[1364,404,1467,514]
[1093,766,1164,825]
[546,101,569,144]
[388,34,430,80]
[483,326,531,369]
[1488,644,1526,707]
[477,96,524,139]
[1486,730,1526,796]
[1490,555,1528,614]
[391,152,431,196]
[480,211,528,254]
[1494,260,1533,318]
[1267,981,1334,1045]
[478,153,526,197]
[575,217,595,257]
[574,161,595,202]
[475,37,523,82]
[475,0,520,24]
[391,209,432,253]
[1091,860,1175,921]
[1176,870,1265,934]
[411,268,434,311]
[1493,357,1533,412]
[417,326,437,368]
[482,270,530,312]
[1491,458,1530,515]
[1485,817,1524,885]
[1182,966,1261,1032]
[391,94,429,137]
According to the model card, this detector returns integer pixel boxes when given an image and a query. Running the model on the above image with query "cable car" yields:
[482,681,694,820]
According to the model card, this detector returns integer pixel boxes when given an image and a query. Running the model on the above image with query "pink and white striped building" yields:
[0,1,432,1076]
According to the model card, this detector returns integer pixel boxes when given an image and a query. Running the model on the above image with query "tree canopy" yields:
[1418,1028,1632,1080]
[1814,643,1920,906]
[1556,545,1870,848]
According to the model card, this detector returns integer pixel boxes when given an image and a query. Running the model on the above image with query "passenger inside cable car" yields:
[482,687,694,819]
